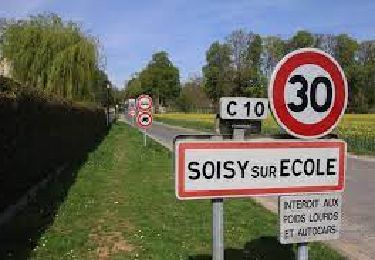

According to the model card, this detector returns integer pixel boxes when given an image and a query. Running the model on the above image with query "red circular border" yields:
[128,109,136,117]
[137,95,153,111]
[271,50,346,137]
[137,111,153,129]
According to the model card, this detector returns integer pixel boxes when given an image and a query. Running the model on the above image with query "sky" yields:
[1,0,375,88]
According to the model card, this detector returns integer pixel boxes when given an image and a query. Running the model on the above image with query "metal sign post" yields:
[211,135,223,260]
[144,129,147,147]
[297,243,308,260]
[212,198,223,260]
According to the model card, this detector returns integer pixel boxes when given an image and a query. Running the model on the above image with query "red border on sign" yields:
[270,48,347,138]
[176,141,345,199]
[136,111,153,129]
[128,108,136,117]
[137,94,153,111]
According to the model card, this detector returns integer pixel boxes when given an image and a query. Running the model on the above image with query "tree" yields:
[314,33,336,56]
[247,34,262,70]
[244,33,266,97]
[92,69,110,105]
[202,41,232,108]
[124,74,143,99]
[356,41,375,110]
[224,30,266,97]
[287,30,314,51]
[226,30,248,71]
[139,51,180,107]
[0,13,102,101]
[176,77,211,112]
[346,64,370,113]
[332,34,360,111]
[358,40,375,65]
[334,34,358,69]
[263,36,285,78]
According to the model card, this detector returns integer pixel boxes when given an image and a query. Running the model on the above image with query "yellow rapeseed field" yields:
[155,113,375,154]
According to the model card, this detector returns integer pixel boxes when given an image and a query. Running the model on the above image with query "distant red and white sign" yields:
[137,95,153,111]
[175,139,346,200]
[128,108,136,117]
[137,111,153,129]
[269,48,348,139]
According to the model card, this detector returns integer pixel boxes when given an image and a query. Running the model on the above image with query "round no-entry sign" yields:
[269,48,348,139]
[137,111,153,129]
[137,94,153,111]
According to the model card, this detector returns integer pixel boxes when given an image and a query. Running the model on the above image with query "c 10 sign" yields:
[219,97,268,120]
[175,139,346,200]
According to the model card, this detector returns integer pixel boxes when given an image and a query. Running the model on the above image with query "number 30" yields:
[287,75,333,113]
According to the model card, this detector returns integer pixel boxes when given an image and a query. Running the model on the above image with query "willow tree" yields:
[0,13,101,101]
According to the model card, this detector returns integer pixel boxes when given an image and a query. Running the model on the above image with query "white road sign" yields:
[175,139,346,200]
[128,108,136,117]
[137,94,153,111]
[279,193,342,244]
[269,48,348,139]
[219,97,268,120]
[137,111,153,129]
[128,99,136,110]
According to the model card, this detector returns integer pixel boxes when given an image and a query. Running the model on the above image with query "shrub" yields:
[0,76,107,210]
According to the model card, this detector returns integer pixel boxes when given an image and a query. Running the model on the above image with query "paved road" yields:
[122,116,375,260]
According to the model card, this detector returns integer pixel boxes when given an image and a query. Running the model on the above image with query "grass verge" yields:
[28,122,342,259]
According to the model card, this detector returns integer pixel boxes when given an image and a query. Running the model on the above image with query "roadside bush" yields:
[0,76,107,210]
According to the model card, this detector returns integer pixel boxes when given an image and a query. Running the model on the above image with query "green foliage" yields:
[0,13,102,101]
[92,69,110,105]
[263,36,286,78]
[175,77,211,112]
[202,41,232,106]
[201,29,375,113]
[287,30,315,51]
[175,91,191,112]
[0,76,106,212]
[346,63,375,112]
[334,34,359,69]
[124,51,180,107]
[203,31,267,105]
[124,74,143,99]
[0,75,20,94]
[248,34,262,70]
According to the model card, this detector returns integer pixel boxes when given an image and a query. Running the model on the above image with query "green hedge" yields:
[0,76,107,211]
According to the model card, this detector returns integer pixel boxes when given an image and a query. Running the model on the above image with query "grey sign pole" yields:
[297,243,308,260]
[211,135,223,260]
[212,198,224,260]
[144,129,147,147]
[233,128,245,140]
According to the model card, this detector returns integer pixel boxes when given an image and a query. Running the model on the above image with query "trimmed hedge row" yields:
[0,76,107,211]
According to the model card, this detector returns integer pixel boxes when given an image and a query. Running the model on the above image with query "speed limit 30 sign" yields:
[269,48,348,139]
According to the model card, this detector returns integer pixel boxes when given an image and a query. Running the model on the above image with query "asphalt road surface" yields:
[121,115,375,260]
